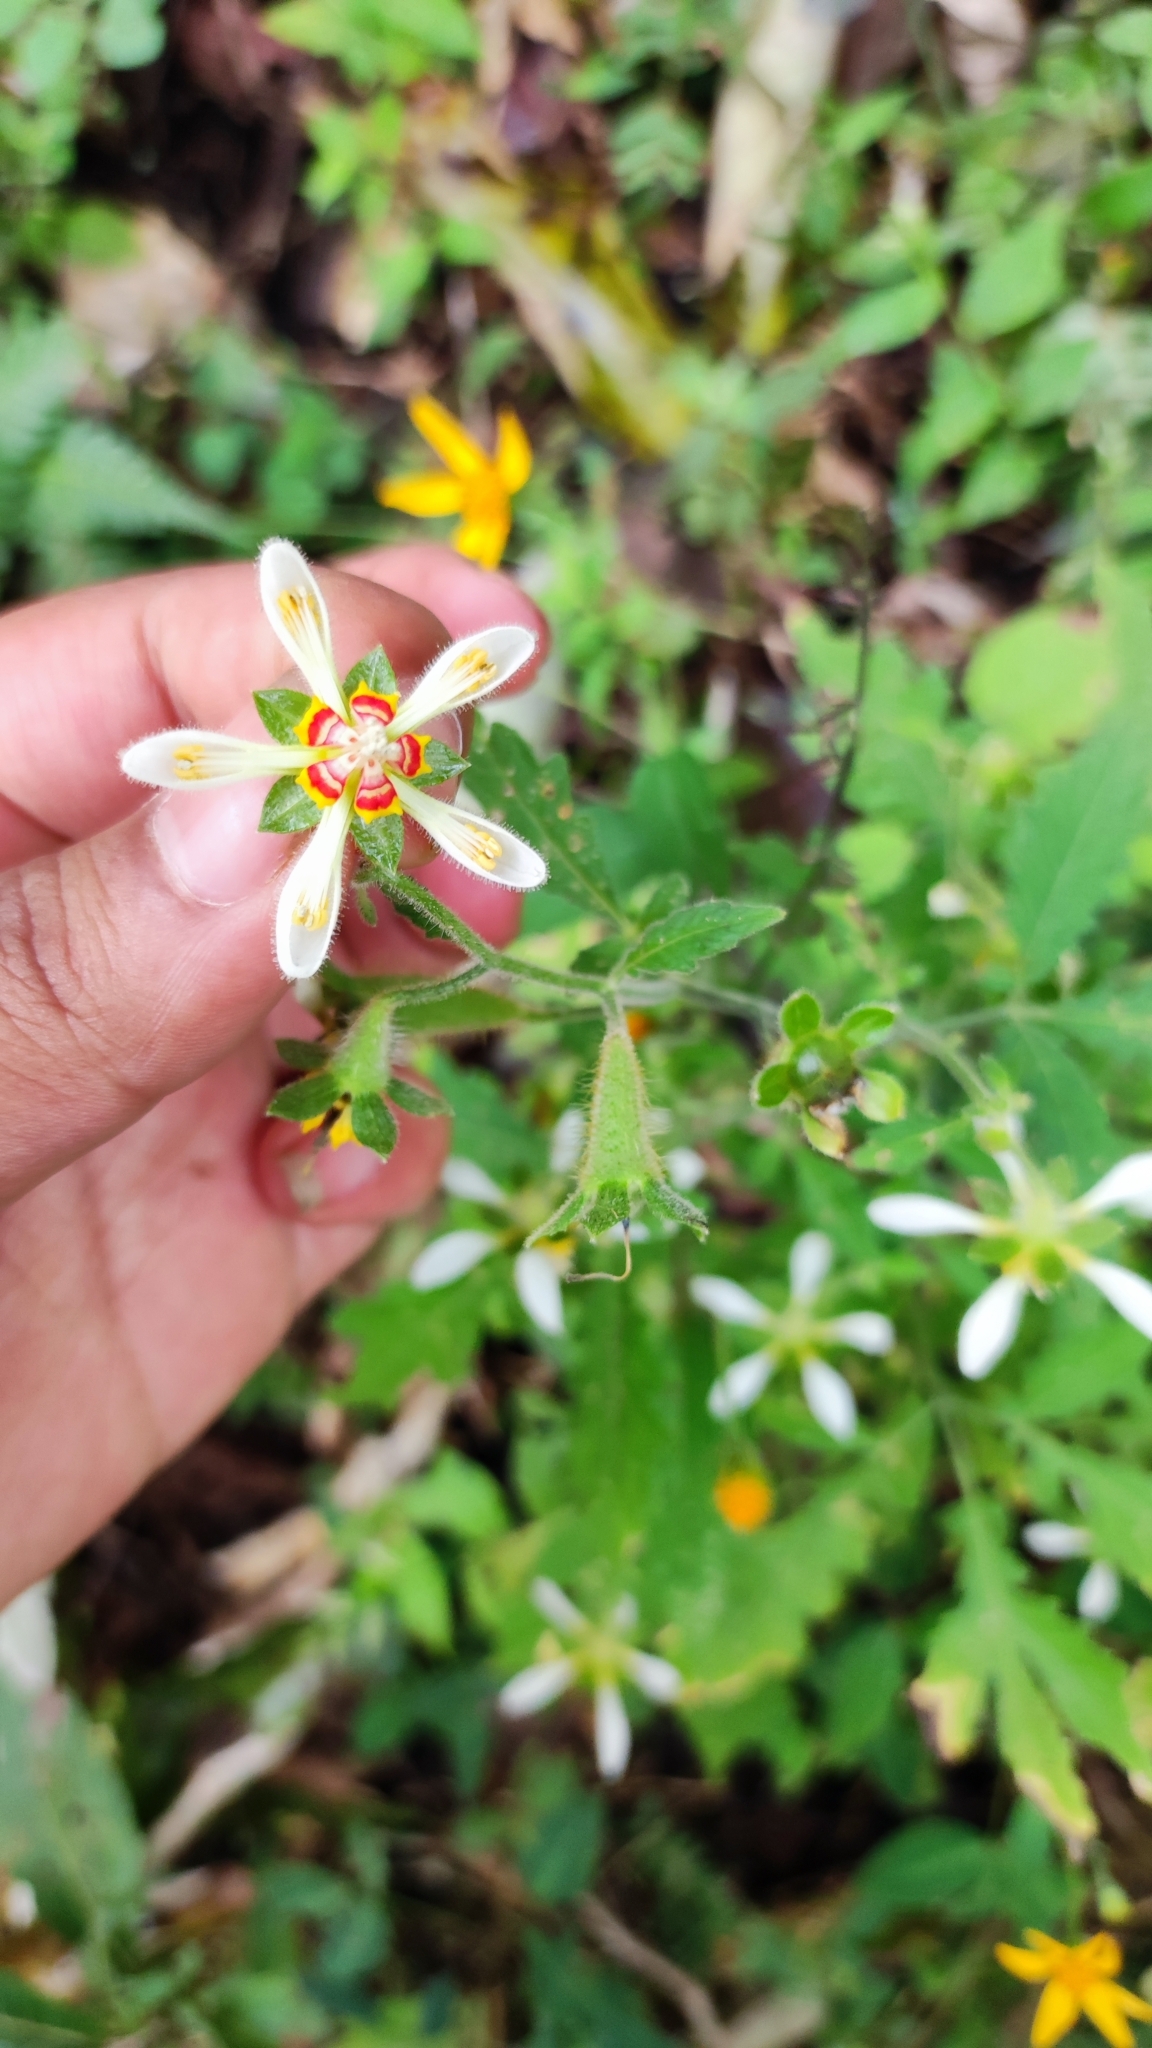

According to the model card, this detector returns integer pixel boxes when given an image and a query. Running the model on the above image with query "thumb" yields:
[0,779,287,1205]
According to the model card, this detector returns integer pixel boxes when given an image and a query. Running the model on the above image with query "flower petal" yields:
[1078,1560,1122,1621]
[454,513,511,571]
[801,1358,858,1442]
[995,1941,1057,1985]
[868,1193,989,1236]
[408,394,489,478]
[1031,1978,1080,2048]
[441,1157,508,1207]
[1077,1152,1152,1217]
[549,1107,585,1174]
[1023,1521,1090,1560]
[688,1276,771,1327]
[1083,1258,1152,1340]
[378,471,467,517]
[274,784,355,980]
[531,1577,586,1634]
[120,729,318,788]
[707,1350,774,1419]
[258,539,345,718]
[1081,1985,1138,2048]
[627,1651,682,1703]
[789,1230,834,1303]
[389,625,537,735]
[0,1581,56,1698]
[957,1273,1026,1379]
[394,779,546,889]
[827,1311,895,1356]
[514,1248,566,1337]
[594,1681,632,1780]
[666,1146,708,1191]
[409,1230,499,1290]
[498,1657,575,1718]
[495,408,533,494]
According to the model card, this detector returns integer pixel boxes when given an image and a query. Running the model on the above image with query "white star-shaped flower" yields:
[498,1577,681,1780]
[121,540,545,978]
[689,1231,894,1442]
[868,1146,1152,1379]
[408,1154,571,1337]
[1022,1521,1122,1622]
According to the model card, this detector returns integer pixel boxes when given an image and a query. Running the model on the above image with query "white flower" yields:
[121,540,545,978]
[0,1579,57,1697]
[408,1156,570,1336]
[868,1145,1152,1379]
[497,1577,681,1780]
[689,1231,895,1441]
[1022,1522,1122,1623]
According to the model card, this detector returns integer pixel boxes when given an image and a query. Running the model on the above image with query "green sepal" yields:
[841,1002,897,1048]
[268,1072,341,1121]
[753,1061,793,1108]
[412,739,467,786]
[275,1037,331,1074]
[646,1176,708,1239]
[801,1107,849,1158]
[350,1092,399,1156]
[855,1068,906,1123]
[351,811,405,880]
[388,1074,447,1118]
[260,775,319,833]
[254,686,312,743]
[346,644,397,695]
[781,989,822,1041]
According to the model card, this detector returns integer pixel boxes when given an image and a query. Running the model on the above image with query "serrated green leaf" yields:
[29,419,236,544]
[350,1093,399,1155]
[260,775,319,833]
[467,723,623,925]
[268,1073,341,1121]
[254,687,312,743]
[622,899,783,976]
[0,314,86,465]
[351,811,405,880]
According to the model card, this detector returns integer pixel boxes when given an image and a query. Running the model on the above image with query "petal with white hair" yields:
[1083,1258,1152,1340]
[121,729,322,788]
[1077,1152,1152,1217]
[707,1350,774,1419]
[409,1230,499,1290]
[1078,1560,1121,1621]
[627,1651,682,1703]
[868,1193,989,1236]
[827,1311,895,1356]
[1023,1521,1090,1560]
[689,1275,771,1327]
[957,1273,1026,1379]
[531,1577,586,1634]
[389,625,536,736]
[789,1230,834,1302]
[514,1248,566,1337]
[801,1359,858,1442]
[258,539,346,718]
[395,778,547,890]
[274,782,356,979]
[594,1681,632,1780]
[498,1656,575,1717]
[441,1156,508,1207]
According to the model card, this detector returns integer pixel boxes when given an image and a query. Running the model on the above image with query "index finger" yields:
[0,546,546,864]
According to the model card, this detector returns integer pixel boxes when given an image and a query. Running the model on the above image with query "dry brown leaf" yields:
[61,211,227,378]
[477,0,580,96]
[934,0,1029,106]
[806,443,886,517]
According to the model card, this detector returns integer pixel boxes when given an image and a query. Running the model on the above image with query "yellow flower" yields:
[377,395,532,570]
[996,1930,1152,2048]
[301,1097,358,1148]
[713,1470,773,1533]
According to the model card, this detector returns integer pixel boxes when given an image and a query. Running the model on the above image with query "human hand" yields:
[0,544,546,1604]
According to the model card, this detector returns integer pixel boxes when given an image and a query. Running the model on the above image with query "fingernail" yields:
[282,1137,388,1212]
[153,783,288,907]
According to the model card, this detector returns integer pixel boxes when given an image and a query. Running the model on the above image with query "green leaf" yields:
[351,811,405,880]
[399,1449,508,1538]
[260,775,319,833]
[832,274,948,359]
[29,420,237,544]
[254,687,312,743]
[350,1093,399,1155]
[275,1037,331,1073]
[334,1277,488,1405]
[93,0,165,67]
[622,899,783,975]
[268,1073,341,1122]
[753,1061,793,1107]
[0,1683,145,1940]
[394,988,526,1035]
[0,314,86,465]
[1083,158,1152,234]
[388,1074,446,1117]
[945,433,1047,532]
[781,989,822,1040]
[840,1003,897,1046]
[414,737,468,785]
[467,724,623,925]
[964,608,1113,758]
[1005,566,1152,979]
[345,644,397,694]
[958,202,1069,340]
[900,344,1003,489]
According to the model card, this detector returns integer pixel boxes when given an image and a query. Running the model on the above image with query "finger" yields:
[337,541,550,699]
[256,1095,451,1226]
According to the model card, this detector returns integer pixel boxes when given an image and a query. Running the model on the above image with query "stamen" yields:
[174,745,207,781]
[446,647,498,694]
[294,889,332,931]
[278,588,324,639]
[461,823,503,871]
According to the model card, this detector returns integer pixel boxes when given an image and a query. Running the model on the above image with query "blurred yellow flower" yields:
[301,1097,358,1148]
[377,395,532,570]
[996,1930,1152,2048]
[713,1469,773,1533]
